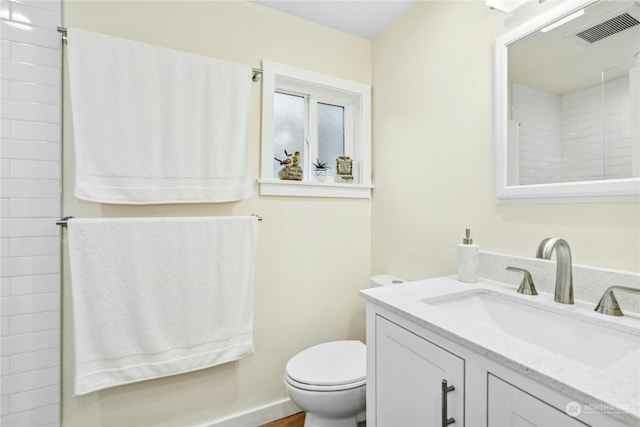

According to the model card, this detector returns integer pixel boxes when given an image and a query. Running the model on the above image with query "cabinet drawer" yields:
[488,374,588,427]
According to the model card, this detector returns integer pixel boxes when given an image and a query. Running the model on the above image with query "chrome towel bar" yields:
[56,27,263,81]
[56,214,262,227]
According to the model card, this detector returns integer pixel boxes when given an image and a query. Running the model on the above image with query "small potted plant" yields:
[312,158,330,182]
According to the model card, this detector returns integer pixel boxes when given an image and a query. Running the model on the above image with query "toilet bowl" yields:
[284,274,405,427]
[284,340,366,427]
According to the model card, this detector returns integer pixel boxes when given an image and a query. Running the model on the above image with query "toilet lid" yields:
[285,340,366,386]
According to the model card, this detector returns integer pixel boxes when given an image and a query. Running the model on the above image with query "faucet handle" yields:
[595,285,640,316]
[506,267,538,296]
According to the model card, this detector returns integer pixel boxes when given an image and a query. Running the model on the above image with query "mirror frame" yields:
[494,0,640,203]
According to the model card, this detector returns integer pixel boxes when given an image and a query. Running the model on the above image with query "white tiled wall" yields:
[511,83,562,185]
[512,78,633,185]
[561,77,632,182]
[1,0,62,426]
[602,76,633,180]
[560,85,604,182]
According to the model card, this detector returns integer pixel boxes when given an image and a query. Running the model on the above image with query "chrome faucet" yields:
[536,238,573,304]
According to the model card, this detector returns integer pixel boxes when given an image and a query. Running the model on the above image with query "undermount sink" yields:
[423,290,640,369]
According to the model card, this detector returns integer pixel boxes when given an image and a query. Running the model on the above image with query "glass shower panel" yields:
[317,102,345,178]
[602,58,640,180]
[273,92,305,178]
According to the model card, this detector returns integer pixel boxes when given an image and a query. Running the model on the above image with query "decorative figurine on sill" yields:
[312,158,330,182]
[335,156,354,183]
[274,150,303,181]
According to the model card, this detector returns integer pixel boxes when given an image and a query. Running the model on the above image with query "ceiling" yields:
[248,1,416,39]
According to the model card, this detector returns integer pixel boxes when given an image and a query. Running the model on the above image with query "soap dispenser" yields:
[457,228,478,283]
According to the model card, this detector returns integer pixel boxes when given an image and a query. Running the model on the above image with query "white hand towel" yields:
[66,28,253,204]
[67,216,258,395]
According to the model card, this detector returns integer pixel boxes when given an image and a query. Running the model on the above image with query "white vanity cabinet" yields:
[367,304,633,427]
[374,315,464,427]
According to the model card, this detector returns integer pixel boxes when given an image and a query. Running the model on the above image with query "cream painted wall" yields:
[61,1,371,425]
[371,0,640,282]
[60,0,640,425]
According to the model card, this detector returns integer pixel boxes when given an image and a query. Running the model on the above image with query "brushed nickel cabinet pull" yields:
[441,379,455,426]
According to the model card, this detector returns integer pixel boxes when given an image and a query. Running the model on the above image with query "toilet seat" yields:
[285,373,366,392]
[285,340,366,391]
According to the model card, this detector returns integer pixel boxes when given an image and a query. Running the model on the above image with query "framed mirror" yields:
[494,0,640,201]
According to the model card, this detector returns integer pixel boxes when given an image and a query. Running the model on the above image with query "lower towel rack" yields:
[55,214,262,227]
[56,216,75,226]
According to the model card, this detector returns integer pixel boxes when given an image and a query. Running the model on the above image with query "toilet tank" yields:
[370,274,405,288]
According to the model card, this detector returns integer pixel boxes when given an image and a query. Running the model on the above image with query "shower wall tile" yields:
[0,218,58,237]
[0,159,9,177]
[1,119,11,136]
[1,99,60,123]
[10,349,59,374]
[561,76,632,182]
[0,21,59,49]
[511,83,562,185]
[8,2,59,28]
[9,198,59,217]
[9,159,60,179]
[1,366,59,395]
[11,42,60,67]
[0,59,60,85]
[9,236,59,256]
[0,330,59,356]
[0,254,60,278]
[1,0,61,425]
[9,311,60,335]
[1,140,61,161]
[513,78,633,184]
[10,81,60,105]
[19,0,60,13]
[10,274,59,296]
[1,40,9,58]
[0,403,59,427]
[1,178,60,198]
[0,79,9,97]
[10,120,61,141]
[9,385,59,412]
[0,397,7,419]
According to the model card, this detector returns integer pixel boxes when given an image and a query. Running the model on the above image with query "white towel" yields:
[67,216,258,395]
[66,28,253,204]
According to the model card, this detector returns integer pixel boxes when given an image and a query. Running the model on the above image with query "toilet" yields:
[285,340,366,427]
[284,275,404,427]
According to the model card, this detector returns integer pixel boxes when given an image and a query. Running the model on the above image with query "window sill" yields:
[258,178,373,199]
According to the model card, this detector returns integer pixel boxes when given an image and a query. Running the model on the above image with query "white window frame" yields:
[259,60,372,198]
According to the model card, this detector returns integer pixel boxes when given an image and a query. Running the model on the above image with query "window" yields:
[259,60,372,198]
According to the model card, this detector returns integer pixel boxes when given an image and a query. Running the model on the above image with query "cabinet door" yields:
[375,316,464,427]
[488,375,588,427]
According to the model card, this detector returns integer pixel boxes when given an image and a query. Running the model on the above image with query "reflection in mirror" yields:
[498,0,640,199]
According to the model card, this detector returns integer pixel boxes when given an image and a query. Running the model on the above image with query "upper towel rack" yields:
[56,27,264,82]
[56,214,263,227]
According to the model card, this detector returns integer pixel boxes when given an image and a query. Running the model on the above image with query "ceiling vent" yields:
[564,3,640,46]
[575,12,639,44]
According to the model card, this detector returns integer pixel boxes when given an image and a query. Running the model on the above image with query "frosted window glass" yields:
[317,102,345,177]
[273,92,305,178]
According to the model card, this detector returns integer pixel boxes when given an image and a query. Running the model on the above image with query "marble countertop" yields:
[360,276,640,425]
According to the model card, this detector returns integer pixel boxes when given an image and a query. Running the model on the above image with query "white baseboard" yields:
[202,398,301,427]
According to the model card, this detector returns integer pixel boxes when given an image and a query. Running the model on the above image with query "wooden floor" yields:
[259,412,305,427]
